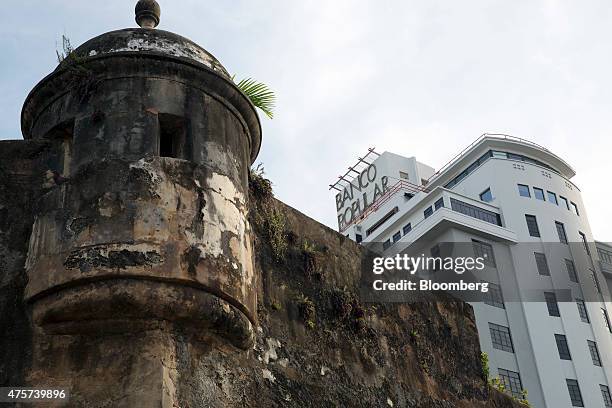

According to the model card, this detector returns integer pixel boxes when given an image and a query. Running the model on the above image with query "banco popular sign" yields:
[335,164,390,231]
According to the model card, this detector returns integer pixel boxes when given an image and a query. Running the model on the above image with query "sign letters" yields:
[335,164,390,230]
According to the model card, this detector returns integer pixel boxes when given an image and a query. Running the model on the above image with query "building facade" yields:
[333,135,612,408]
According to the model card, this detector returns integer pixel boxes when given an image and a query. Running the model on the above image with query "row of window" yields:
[444,149,560,190]
[381,197,504,250]
[524,214,589,252]
[532,252,580,282]
[490,326,610,406]
[544,286,610,331]
[544,290,612,333]
[475,238,581,282]
[532,248,602,297]
[487,281,598,327]
[489,323,603,366]
[381,200,443,250]
[541,291,596,323]
[450,198,502,226]
[496,367,612,406]
[518,183,580,215]
[565,380,612,407]
[477,238,611,334]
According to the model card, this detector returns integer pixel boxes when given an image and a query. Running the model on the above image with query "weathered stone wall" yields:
[0,147,524,407]
[25,156,255,350]
[0,140,50,390]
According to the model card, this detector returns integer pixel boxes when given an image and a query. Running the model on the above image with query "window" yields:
[602,308,612,333]
[402,223,412,235]
[554,334,571,360]
[444,151,493,189]
[424,206,433,219]
[484,282,504,309]
[534,187,545,201]
[566,379,584,407]
[480,188,493,202]
[535,252,550,276]
[498,369,523,398]
[473,240,496,267]
[545,292,560,316]
[392,231,401,242]
[158,114,186,159]
[566,259,579,283]
[366,206,399,236]
[450,198,502,226]
[579,232,590,254]
[601,385,612,408]
[588,340,602,366]
[355,234,362,243]
[572,202,580,216]
[599,247,612,264]
[560,196,570,210]
[547,191,558,205]
[399,171,409,180]
[383,239,391,250]
[45,119,75,177]
[525,215,540,237]
[576,299,589,323]
[518,184,531,198]
[489,323,514,352]
[434,198,444,210]
[555,221,568,244]
[451,149,560,175]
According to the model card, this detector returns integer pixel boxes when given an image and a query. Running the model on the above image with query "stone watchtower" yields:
[17,0,261,404]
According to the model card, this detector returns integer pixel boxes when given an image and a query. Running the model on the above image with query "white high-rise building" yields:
[331,135,612,408]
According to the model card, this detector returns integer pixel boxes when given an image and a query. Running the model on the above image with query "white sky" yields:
[1,1,611,240]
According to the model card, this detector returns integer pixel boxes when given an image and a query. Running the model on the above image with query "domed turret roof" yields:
[57,28,230,78]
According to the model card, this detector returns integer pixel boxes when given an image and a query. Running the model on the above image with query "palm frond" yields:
[235,77,276,119]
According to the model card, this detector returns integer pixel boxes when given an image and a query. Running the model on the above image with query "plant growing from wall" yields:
[301,239,320,279]
[270,300,282,311]
[249,163,273,201]
[515,390,531,407]
[489,377,505,393]
[265,208,287,264]
[480,352,489,380]
[482,352,531,406]
[55,35,100,102]
[488,372,531,407]
[295,294,316,329]
[56,34,74,63]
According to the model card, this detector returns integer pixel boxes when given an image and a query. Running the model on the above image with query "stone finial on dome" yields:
[135,0,161,29]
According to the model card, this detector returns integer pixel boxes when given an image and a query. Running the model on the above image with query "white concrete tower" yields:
[333,135,612,408]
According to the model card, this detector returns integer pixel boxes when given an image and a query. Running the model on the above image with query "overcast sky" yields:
[1,1,611,240]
